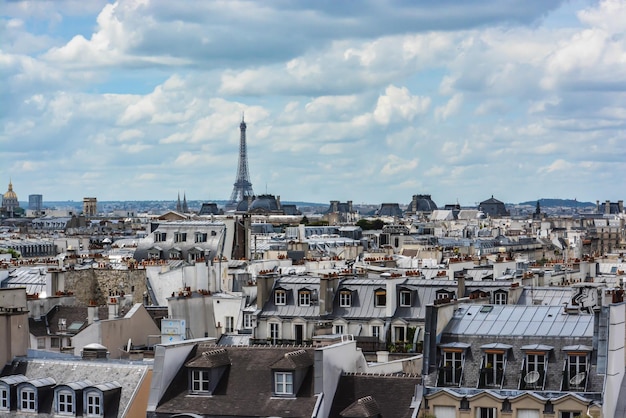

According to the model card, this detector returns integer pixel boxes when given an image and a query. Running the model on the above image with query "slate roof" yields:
[333,278,388,319]
[29,305,109,337]
[340,395,381,417]
[329,373,419,418]
[155,345,318,417]
[258,276,322,319]
[1,358,150,417]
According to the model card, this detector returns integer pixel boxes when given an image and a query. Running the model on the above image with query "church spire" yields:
[176,192,182,212]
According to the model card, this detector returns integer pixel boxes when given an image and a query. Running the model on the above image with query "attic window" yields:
[374,289,386,307]
[480,305,494,313]
[399,290,411,307]
[274,371,293,395]
[298,289,311,307]
[191,370,210,394]
[275,289,286,305]
[339,290,352,307]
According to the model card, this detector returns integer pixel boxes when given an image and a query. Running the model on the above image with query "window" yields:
[274,372,293,395]
[85,391,101,417]
[567,354,587,389]
[299,290,311,306]
[174,232,187,243]
[516,410,540,418]
[339,291,351,307]
[442,350,463,385]
[195,232,207,243]
[524,352,545,389]
[433,406,456,418]
[20,388,36,412]
[243,313,254,329]
[437,291,452,300]
[334,324,344,335]
[154,232,166,242]
[560,412,582,418]
[372,325,381,340]
[393,326,406,342]
[191,370,210,393]
[482,351,505,387]
[37,338,45,349]
[225,316,234,333]
[51,337,60,348]
[477,407,496,418]
[0,387,8,410]
[275,289,286,305]
[57,390,74,414]
[494,291,508,305]
[270,322,280,344]
[375,289,386,307]
[400,290,411,307]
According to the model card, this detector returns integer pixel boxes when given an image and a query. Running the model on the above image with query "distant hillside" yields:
[517,198,595,208]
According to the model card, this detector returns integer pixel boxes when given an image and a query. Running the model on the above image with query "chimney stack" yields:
[107,296,118,320]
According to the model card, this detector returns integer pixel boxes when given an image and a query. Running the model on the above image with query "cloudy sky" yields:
[1,0,625,207]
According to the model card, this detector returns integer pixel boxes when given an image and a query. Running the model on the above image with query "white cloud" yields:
[3,0,626,204]
[435,93,463,121]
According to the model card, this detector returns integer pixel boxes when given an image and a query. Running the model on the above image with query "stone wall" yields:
[62,268,148,306]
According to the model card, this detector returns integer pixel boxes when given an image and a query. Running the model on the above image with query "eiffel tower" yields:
[228,115,254,205]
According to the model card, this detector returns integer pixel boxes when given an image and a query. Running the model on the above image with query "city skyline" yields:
[1,0,625,206]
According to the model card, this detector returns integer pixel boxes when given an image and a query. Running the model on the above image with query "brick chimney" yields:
[107,296,119,320]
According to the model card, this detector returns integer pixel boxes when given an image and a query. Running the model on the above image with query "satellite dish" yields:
[570,372,586,386]
[524,371,540,384]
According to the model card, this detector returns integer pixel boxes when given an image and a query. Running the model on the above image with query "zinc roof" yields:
[443,304,594,337]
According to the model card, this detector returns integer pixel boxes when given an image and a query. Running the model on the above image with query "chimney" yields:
[596,200,600,213]
[87,304,99,325]
[605,200,611,215]
[319,276,339,316]
[457,275,465,300]
[107,296,118,320]
[618,200,624,213]
[348,200,353,213]
[276,195,281,209]
[256,274,276,308]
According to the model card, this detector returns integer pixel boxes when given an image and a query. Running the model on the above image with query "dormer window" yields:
[56,389,74,415]
[0,375,29,412]
[374,289,386,307]
[479,343,511,388]
[563,345,592,391]
[493,290,508,305]
[185,349,231,396]
[191,370,210,393]
[85,390,102,417]
[0,386,7,411]
[298,289,311,307]
[19,387,36,412]
[520,344,553,390]
[399,290,411,307]
[270,349,312,398]
[339,290,352,307]
[436,290,454,301]
[275,289,286,305]
[274,372,293,395]
[438,343,470,387]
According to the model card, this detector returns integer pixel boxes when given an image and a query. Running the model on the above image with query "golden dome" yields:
[3,181,18,200]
